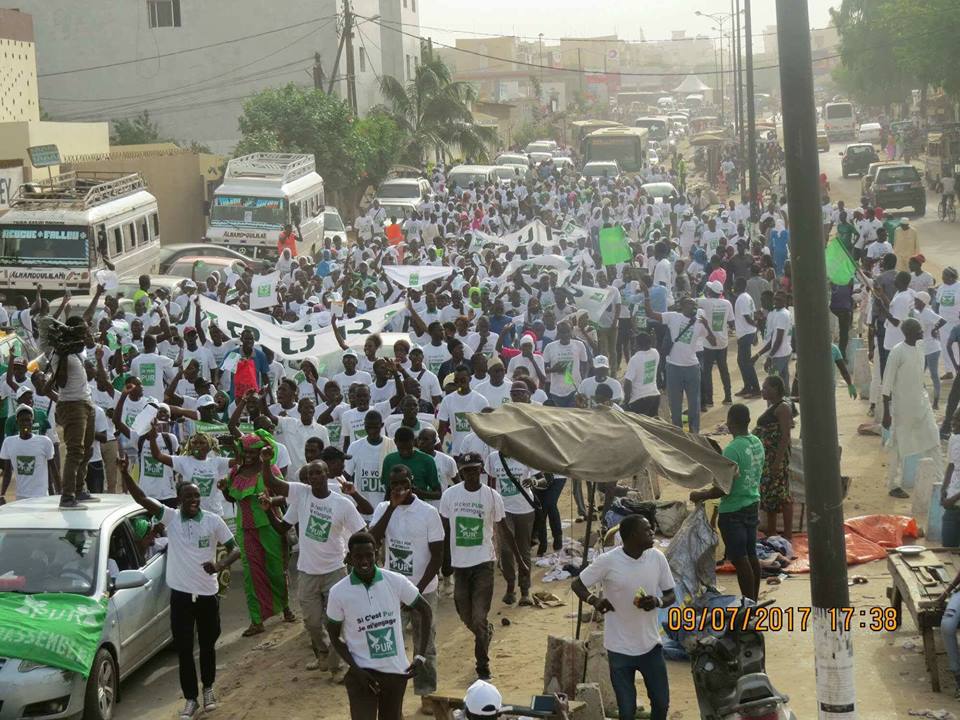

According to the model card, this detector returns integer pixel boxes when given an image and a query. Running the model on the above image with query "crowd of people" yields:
[1,143,957,717]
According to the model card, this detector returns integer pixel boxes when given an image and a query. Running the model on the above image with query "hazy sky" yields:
[420,0,837,49]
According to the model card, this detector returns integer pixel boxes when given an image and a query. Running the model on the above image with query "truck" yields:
[206,153,325,260]
[823,101,856,140]
[0,171,159,295]
[924,124,960,189]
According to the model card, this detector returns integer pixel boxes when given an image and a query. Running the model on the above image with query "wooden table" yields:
[887,548,960,692]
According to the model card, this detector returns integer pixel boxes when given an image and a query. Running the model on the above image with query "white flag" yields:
[569,284,618,322]
[383,265,453,290]
[249,272,279,310]
[504,254,573,286]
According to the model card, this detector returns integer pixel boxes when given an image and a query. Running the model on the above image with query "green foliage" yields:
[110,110,166,146]
[353,111,404,186]
[513,118,559,149]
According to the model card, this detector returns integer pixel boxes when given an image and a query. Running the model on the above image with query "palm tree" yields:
[378,56,498,165]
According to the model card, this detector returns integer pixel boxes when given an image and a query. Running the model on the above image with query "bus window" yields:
[152,213,160,238]
[125,223,136,251]
[140,219,150,244]
[113,228,123,256]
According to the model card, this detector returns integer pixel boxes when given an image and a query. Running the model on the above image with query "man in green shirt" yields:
[690,403,764,600]
[381,426,441,501]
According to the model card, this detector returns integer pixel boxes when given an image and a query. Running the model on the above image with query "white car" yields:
[857,122,883,145]
[0,496,171,720]
[525,140,558,155]
[648,150,660,166]
[322,206,349,244]
[582,161,621,180]
[641,182,679,203]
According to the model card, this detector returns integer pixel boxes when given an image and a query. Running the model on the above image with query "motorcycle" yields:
[689,599,797,720]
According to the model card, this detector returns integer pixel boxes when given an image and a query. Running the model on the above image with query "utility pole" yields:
[343,0,358,114]
[729,0,738,136]
[776,1,857,717]
[577,48,584,95]
[327,9,348,95]
[735,0,746,196]
[539,33,545,89]
[717,27,725,126]
[744,0,758,220]
[312,52,326,91]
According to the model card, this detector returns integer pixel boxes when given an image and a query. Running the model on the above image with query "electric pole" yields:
[312,52,326,91]
[735,0,745,196]
[343,0,358,114]
[776,1,857,717]
[744,0,758,220]
[327,10,347,95]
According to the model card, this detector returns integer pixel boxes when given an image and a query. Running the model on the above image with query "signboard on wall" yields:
[0,166,23,210]
[27,144,61,168]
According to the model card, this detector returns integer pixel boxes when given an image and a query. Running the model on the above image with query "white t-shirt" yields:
[623,350,661,402]
[577,546,675,655]
[484,451,535,516]
[276,416,331,479]
[884,290,916,351]
[437,391,490,455]
[662,312,708,367]
[578,376,625,405]
[937,282,960,325]
[284,482,366,575]
[542,339,589,397]
[918,306,944,354]
[341,406,374,445]
[409,367,442,401]
[183,346,216,381]
[171,455,231,516]
[0,433,54,499]
[734,293,758,338]
[439,482,505,568]
[506,354,546,386]
[160,505,233,596]
[371,497,445,592]
[129,353,174,400]
[421,342,452,376]
[137,432,181,500]
[90,405,111,464]
[431,451,459,493]
[327,567,421,674]
[345,436,395,514]
[765,308,794,358]
[333,370,373,396]
[472,379,511,408]
[698,297,734,349]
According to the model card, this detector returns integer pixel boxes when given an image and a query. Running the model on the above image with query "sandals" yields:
[242,623,265,637]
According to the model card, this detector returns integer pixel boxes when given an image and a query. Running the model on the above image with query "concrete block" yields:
[584,631,618,717]
[543,635,587,699]
[911,458,941,535]
[928,482,945,544]
[851,346,871,400]
[574,682,605,720]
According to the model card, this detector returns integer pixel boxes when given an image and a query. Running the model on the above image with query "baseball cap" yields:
[320,446,351,461]
[463,680,503,716]
[593,355,610,369]
[195,394,215,408]
[706,280,724,295]
[899,216,910,225]
[519,334,535,347]
[487,357,504,370]
[458,451,484,469]
[15,385,33,399]
[916,291,931,305]
[342,348,359,359]
[15,403,33,416]
[911,254,925,264]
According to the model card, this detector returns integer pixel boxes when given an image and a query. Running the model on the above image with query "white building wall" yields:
[7,0,400,154]
[379,0,421,85]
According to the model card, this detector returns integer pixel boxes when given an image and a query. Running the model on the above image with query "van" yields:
[446,165,498,190]
[824,102,856,140]
[857,122,883,145]
[206,153,324,260]
[0,171,160,295]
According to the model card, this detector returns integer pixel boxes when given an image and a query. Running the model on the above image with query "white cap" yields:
[463,680,503,716]
[15,385,33,399]
[706,280,724,295]
[594,355,610,369]
[195,394,215,408]
[916,291,931,305]
[15,403,33,416]
[342,348,359,358]
[519,334,535,347]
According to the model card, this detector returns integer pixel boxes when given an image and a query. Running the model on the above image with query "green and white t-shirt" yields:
[136,432,180,500]
[159,505,233,596]
[370,497,445,593]
[439,482,505,568]
[345,436,395,517]
[327,567,421,674]
[171,455,231,516]
[283,481,365,575]
[623,349,661,402]
[697,297,734,350]
[129,353,174,401]
[484,451,535,516]
[0,433,54,499]
[542,339,588,397]
[436,390,490,455]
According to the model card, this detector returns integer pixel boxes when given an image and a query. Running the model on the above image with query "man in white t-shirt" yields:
[344,411,396,516]
[0,405,56,502]
[472,359,511,408]
[327,531,433,719]
[129,335,175,400]
[731,277,761,397]
[269,397,331,481]
[697,281,735,406]
[577,355,624,408]
[751,290,794,391]
[437,366,491,455]
[439,452,525,680]
[370,466,445,705]
[541,321,589,407]
[484,448,537,607]
[572,515,676,720]
[120,456,241,720]
[622,332,661,417]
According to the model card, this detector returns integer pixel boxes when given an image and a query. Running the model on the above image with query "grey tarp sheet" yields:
[466,404,736,492]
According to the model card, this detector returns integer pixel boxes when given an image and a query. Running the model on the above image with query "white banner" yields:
[383,265,452,290]
[249,271,279,310]
[197,296,404,361]
[499,219,553,251]
[503,254,572,285]
[569,284,618,322]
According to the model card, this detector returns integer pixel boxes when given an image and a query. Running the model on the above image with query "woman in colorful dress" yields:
[221,432,294,636]
[754,375,794,539]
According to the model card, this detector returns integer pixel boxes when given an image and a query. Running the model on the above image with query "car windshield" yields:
[0,528,99,595]
[494,167,520,181]
[210,196,286,229]
[849,146,873,155]
[878,167,920,183]
[323,212,345,232]
[643,183,676,198]
[448,172,490,188]
[377,182,421,199]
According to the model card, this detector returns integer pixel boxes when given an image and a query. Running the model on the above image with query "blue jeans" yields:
[701,347,732,405]
[547,392,576,408]
[943,507,960,548]
[737,334,760,392]
[608,646,669,720]
[770,355,790,390]
[666,363,701,433]
[533,476,566,550]
[941,593,960,674]
[926,350,941,406]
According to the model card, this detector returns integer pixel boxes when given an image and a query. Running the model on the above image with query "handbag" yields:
[659,316,697,359]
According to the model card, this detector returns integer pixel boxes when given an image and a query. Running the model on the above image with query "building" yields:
[0,9,39,123]
[6,0,421,154]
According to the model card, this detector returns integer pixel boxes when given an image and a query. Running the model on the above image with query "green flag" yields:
[599,226,632,266]
[0,593,108,676]
[825,236,857,285]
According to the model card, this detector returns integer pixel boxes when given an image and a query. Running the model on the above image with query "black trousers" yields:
[170,589,221,701]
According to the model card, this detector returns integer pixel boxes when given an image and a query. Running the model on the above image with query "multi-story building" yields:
[5,0,420,153]
[0,8,39,123]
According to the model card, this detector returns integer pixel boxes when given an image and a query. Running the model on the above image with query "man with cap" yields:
[439,451,526,680]
[456,680,503,719]
[506,334,546,388]
[894,216,920,272]
[907,254,935,293]
[0,403,57,503]
[915,291,946,409]
[698,280,735,407]
[332,348,373,396]
[473,358,511,407]
[577,356,623,408]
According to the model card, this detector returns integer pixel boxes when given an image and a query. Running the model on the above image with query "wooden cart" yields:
[887,548,960,692]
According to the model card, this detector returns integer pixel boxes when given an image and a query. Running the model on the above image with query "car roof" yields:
[585,161,618,166]
[380,178,421,185]
[0,494,144,531]
[169,255,242,266]
[449,165,496,173]
[876,163,919,172]
[860,122,882,128]
[846,143,874,149]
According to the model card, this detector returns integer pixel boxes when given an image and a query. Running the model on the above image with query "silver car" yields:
[0,496,171,720]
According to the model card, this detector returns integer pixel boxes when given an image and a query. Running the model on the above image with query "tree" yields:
[110,111,165,146]
[377,56,498,165]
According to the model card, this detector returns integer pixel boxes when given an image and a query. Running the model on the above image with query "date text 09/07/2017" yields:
[665,605,900,633]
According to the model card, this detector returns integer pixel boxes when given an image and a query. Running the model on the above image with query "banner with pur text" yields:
[383,265,453,290]
[197,296,403,361]
[249,272,280,310]
[0,593,107,677]
[569,284,619,322]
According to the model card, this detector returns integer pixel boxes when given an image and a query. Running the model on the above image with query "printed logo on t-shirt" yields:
[409,273,420,288]
[677,325,694,344]
[16,455,35,476]
[455,516,483,546]
[454,412,470,433]
[498,476,520,497]
[366,627,398,658]
[142,456,164,478]
[198,535,210,549]
[192,471,215,497]
[358,474,385,496]
[388,546,414,576]
[711,308,727,332]
[428,361,443,374]
[140,363,157,386]
[943,293,956,307]
[305,516,332,542]
[327,423,342,444]
[257,284,272,298]
[642,359,657,385]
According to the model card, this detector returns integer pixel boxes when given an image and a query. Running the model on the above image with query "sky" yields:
[420,0,837,49]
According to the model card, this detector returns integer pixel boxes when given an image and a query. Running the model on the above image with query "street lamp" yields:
[695,10,728,125]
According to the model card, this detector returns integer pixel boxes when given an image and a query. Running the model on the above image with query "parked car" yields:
[647,149,660,166]
[840,143,880,177]
[322,206,349,244]
[112,274,199,302]
[527,151,553,164]
[641,182,679,203]
[493,165,525,185]
[0,496,171,720]
[582,161,621,180]
[166,256,253,284]
[857,122,883,145]
[861,160,901,197]
[155,243,252,275]
[494,153,531,169]
[817,129,830,152]
[446,165,498,190]
[552,157,575,173]
[870,163,926,215]
[375,177,431,203]
[524,140,558,155]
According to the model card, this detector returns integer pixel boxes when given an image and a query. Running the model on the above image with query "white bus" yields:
[0,171,159,294]
[206,153,325,260]
[824,101,856,140]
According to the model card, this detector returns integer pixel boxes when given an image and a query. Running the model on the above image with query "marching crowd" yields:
[1,149,958,718]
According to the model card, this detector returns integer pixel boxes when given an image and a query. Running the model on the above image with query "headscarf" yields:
[238,430,278,466]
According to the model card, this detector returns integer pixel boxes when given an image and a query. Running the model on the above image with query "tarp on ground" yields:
[466,403,737,490]
[843,514,919,549]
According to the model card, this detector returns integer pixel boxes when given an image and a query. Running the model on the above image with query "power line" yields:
[38,13,337,78]
[359,15,841,78]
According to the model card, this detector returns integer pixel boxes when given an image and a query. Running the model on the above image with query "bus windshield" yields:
[634,119,668,141]
[0,225,90,266]
[826,104,853,119]
[210,196,286,228]
[584,137,642,172]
